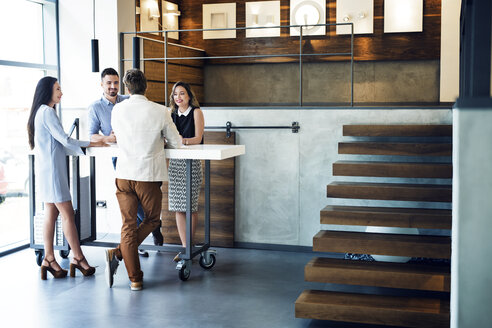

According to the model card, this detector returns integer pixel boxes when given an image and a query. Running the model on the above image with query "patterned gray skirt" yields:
[168,159,202,212]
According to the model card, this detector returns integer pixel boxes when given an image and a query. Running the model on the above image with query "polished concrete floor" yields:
[1,244,410,328]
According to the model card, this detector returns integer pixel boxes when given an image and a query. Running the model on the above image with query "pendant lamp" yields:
[91,0,99,72]
[132,36,140,69]
[132,0,140,69]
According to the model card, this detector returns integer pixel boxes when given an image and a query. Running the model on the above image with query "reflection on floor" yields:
[0,196,29,250]
[1,245,408,328]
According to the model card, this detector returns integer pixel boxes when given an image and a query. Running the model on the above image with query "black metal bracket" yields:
[292,121,300,133]
[68,118,79,138]
[226,121,232,138]
[206,121,300,138]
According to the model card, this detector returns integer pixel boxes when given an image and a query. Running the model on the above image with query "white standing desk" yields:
[30,144,245,281]
[86,143,245,160]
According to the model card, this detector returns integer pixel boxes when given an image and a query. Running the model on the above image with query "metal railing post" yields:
[299,27,303,107]
[350,23,354,107]
[164,31,168,107]
[119,32,124,94]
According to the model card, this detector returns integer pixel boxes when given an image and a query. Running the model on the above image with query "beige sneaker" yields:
[130,281,143,291]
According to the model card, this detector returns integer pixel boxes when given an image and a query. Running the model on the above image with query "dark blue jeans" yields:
[113,157,144,226]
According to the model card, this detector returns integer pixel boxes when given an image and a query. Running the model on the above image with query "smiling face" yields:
[173,86,190,110]
[49,82,63,107]
[101,74,120,99]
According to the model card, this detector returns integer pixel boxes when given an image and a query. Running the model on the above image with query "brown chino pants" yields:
[115,178,162,282]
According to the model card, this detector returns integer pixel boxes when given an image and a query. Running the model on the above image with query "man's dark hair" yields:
[123,69,147,95]
[101,67,119,79]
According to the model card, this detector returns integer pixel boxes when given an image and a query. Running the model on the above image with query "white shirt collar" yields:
[177,106,192,117]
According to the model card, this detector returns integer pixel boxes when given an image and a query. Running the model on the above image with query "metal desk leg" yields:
[29,155,35,248]
[185,158,192,260]
[199,159,216,270]
[72,154,80,240]
[177,159,193,281]
[205,160,210,245]
[177,159,218,280]
[89,156,96,242]
[29,155,44,265]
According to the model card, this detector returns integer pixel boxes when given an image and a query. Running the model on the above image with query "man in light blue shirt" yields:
[88,68,129,146]
[88,68,164,256]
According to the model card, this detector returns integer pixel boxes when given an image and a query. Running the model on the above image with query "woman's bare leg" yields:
[55,200,91,269]
[43,203,62,270]
[175,211,198,247]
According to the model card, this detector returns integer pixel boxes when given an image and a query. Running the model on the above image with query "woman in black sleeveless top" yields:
[168,81,204,260]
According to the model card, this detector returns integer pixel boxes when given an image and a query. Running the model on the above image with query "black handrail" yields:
[205,121,300,138]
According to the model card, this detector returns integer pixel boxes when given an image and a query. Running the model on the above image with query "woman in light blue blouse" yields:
[27,76,107,280]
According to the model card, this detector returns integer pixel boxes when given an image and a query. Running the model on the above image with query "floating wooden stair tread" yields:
[313,230,451,258]
[295,290,450,328]
[333,161,452,178]
[305,257,450,292]
[327,182,452,202]
[343,125,452,137]
[321,205,452,229]
[338,142,452,156]
[299,124,454,326]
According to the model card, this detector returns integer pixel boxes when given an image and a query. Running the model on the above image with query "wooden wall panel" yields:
[161,132,236,247]
[174,0,441,63]
[142,37,205,104]
[145,62,204,84]
[147,81,204,104]
[143,38,205,67]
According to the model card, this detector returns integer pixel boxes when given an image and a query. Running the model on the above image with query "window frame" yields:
[0,0,60,257]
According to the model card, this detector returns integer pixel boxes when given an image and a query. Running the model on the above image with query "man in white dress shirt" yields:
[104,69,181,290]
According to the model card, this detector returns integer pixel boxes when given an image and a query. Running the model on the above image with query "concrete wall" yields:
[203,108,452,246]
[452,103,492,327]
[204,60,440,105]
[74,107,451,242]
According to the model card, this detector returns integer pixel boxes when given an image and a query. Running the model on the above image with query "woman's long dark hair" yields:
[169,81,200,113]
[27,76,57,150]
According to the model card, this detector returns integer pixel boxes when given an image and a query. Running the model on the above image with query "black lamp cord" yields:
[93,0,96,39]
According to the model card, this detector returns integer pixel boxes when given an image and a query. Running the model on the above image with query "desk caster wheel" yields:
[199,254,216,270]
[176,260,191,281]
[178,266,191,281]
[59,250,70,258]
[35,249,44,266]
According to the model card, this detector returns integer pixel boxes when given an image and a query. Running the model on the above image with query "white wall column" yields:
[452,101,492,327]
